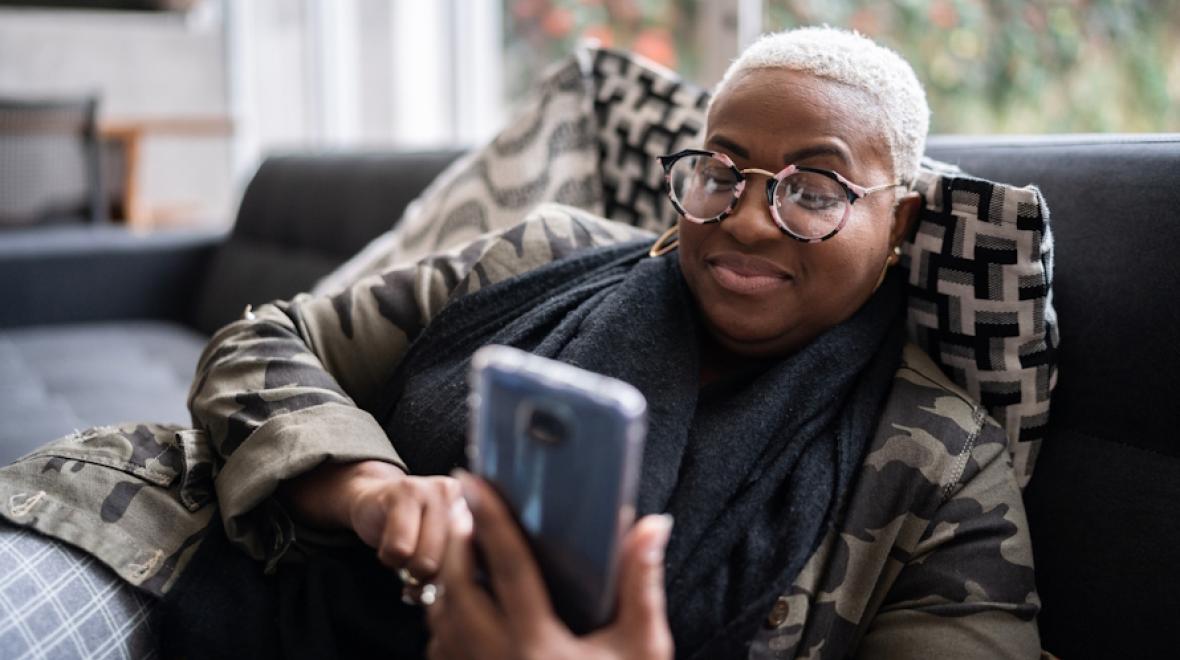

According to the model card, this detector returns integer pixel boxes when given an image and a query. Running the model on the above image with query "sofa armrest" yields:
[0,224,226,328]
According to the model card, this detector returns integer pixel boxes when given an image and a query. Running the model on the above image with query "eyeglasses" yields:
[657,149,902,243]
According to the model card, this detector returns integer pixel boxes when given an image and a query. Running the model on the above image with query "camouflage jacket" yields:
[0,205,1039,658]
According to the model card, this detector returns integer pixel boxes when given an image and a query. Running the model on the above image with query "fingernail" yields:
[449,498,473,536]
[644,514,674,565]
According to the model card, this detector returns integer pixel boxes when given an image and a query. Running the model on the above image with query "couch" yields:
[1,134,1176,658]
[0,149,463,456]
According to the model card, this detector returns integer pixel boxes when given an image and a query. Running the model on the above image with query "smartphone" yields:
[467,345,647,634]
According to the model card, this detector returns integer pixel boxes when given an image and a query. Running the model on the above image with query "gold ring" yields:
[397,567,420,586]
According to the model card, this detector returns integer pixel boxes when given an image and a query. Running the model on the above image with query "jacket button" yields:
[766,596,790,628]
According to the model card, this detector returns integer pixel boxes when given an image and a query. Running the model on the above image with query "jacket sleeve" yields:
[187,206,652,563]
[854,421,1042,659]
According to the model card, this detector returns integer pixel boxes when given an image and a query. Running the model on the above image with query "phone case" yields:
[467,345,647,634]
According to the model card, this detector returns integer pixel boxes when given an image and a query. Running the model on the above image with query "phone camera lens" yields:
[527,408,568,445]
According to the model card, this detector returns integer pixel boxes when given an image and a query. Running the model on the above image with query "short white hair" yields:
[711,26,930,185]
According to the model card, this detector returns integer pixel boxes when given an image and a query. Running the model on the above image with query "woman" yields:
[190,26,1037,658]
[1,28,1039,659]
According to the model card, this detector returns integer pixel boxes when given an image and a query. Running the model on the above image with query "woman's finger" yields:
[428,498,506,655]
[377,489,422,569]
[456,471,560,641]
[406,480,458,578]
[611,514,674,658]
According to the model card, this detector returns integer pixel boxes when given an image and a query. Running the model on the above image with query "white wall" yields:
[0,5,233,227]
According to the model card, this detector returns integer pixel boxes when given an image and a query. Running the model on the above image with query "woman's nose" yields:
[721,179,781,246]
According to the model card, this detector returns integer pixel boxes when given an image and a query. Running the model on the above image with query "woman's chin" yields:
[703,317,801,357]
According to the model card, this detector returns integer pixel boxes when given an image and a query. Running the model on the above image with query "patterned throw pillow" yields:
[313,47,706,293]
[906,159,1057,486]
[313,45,1056,485]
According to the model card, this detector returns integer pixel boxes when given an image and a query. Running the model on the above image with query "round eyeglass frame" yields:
[657,149,902,243]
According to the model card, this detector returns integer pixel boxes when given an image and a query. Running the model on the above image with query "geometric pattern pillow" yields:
[311,45,1057,488]
[905,158,1058,487]
[312,45,708,294]
[588,47,710,232]
[312,52,607,294]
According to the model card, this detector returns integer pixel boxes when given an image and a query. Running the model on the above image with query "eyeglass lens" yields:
[667,154,848,240]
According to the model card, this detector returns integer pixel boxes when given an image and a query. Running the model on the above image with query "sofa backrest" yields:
[926,134,1180,659]
[192,150,464,335]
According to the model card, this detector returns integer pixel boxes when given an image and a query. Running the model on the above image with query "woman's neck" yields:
[698,331,770,387]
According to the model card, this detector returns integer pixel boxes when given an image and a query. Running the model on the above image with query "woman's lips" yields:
[706,254,793,295]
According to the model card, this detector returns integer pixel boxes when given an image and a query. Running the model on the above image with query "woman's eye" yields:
[701,171,736,193]
[788,188,841,210]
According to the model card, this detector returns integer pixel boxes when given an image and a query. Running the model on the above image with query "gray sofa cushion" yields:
[0,321,206,463]
[192,237,340,338]
[192,151,464,335]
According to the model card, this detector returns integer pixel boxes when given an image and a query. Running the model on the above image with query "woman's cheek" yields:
[676,221,707,289]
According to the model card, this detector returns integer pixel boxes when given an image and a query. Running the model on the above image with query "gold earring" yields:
[873,245,903,292]
[649,225,680,257]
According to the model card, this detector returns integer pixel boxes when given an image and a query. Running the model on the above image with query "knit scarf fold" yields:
[380,240,906,658]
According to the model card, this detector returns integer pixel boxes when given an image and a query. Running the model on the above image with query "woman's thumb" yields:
[615,514,674,656]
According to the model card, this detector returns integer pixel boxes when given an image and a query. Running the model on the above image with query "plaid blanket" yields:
[0,522,158,659]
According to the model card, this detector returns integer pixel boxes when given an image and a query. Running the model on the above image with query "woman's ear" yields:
[889,190,922,249]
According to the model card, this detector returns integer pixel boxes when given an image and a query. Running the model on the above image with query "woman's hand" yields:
[426,471,674,660]
[283,460,463,581]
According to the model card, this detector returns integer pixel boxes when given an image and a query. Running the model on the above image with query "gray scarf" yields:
[381,240,905,658]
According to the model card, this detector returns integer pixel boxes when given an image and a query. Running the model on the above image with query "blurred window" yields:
[764,0,1180,133]
[228,0,504,170]
[227,0,1180,177]
[503,0,707,93]
[502,0,1180,133]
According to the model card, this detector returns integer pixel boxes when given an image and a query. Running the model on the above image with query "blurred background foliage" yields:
[505,0,1180,133]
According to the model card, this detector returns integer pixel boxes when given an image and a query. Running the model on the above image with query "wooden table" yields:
[98,116,233,227]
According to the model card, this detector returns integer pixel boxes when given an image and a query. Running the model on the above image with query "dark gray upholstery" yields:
[0,224,222,328]
[926,134,1180,659]
[0,322,206,457]
[193,150,465,334]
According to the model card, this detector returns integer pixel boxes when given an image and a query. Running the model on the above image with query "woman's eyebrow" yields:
[782,144,851,167]
[707,135,748,158]
[707,134,851,167]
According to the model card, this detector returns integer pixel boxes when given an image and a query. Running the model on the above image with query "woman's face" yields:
[678,68,921,357]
